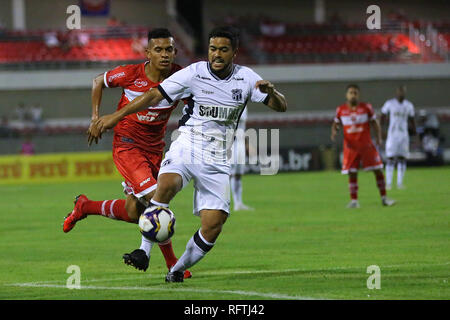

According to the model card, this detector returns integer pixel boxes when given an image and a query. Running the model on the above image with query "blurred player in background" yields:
[331,84,395,208]
[88,26,287,282]
[63,28,191,278]
[230,107,254,211]
[380,85,416,189]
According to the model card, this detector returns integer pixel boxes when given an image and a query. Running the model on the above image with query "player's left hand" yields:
[87,114,119,146]
[255,80,275,95]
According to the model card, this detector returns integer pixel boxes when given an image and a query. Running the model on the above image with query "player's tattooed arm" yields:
[88,87,164,142]
[256,80,287,112]
[87,73,106,146]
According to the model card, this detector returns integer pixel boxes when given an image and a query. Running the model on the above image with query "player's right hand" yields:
[87,118,101,146]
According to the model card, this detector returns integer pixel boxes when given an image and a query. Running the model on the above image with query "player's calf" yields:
[124,194,146,222]
[167,210,227,282]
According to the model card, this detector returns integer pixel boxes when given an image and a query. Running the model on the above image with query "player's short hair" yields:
[147,28,173,42]
[346,84,360,92]
[208,26,240,50]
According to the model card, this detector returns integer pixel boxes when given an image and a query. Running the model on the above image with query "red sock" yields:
[158,239,178,269]
[83,199,134,223]
[375,172,386,197]
[349,176,358,200]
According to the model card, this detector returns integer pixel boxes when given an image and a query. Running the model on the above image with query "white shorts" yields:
[386,136,409,158]
[230,135,246,176]
[158,139,231,216]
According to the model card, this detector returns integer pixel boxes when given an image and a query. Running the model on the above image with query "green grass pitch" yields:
[0,167,448,300]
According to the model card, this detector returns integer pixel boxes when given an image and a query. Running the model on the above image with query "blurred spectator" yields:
[44,31,60,48]
[28,104,43,129]
[59,30,72,53]
[20,135,35,156]
[14,103,26,122]
[131,34,147,56]
[107,16,122,27]
[0,115,12,137]
[68,30,90,48]
[417,110,444,165]
[259,18,286,37]
[77,31,90,47]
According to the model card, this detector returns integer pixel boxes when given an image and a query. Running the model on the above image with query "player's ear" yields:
[145,47,151,59]
[174,47,178,56]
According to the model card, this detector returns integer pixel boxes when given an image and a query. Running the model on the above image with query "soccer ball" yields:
[138,206,176,243]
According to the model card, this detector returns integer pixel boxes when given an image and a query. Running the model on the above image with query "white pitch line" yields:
[9,283,317,300]
[8,261,449,287]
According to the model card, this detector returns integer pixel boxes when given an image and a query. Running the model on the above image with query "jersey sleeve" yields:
[367,103,376,120]
[158,65,193,103]
[247,69,269,104]
[103,65,130,88]
[334,107,341,123]
[381,100,390,115]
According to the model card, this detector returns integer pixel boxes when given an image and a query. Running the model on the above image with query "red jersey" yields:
[104,62,182,153]
[334,102,376,149]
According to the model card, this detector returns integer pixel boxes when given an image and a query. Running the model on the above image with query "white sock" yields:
[150,199,169,208]
[139,235,154,257]
[230,176,242,205]
[397,160,406,186]
[171,230,214,272]
[386,160,395,186]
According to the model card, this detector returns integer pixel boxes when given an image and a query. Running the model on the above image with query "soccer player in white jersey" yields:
[230,107,254,211]
[88,26,287,282]
[380,85,416,189]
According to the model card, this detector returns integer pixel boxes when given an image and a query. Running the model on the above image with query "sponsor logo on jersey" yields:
[139,177,152,187]
[346,125,364,134]
[161,159,171,167]
[341,113,369,126]
[198,105,242,121]
[108,72,125,82]
[231,89,243,102]
[202,89,214,95]
[134,79,148,88]
[136,110,169,122]
[196,74,211,80]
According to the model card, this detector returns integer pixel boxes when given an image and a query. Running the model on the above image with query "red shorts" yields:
[342,144,383,174]
[112,145,162,198]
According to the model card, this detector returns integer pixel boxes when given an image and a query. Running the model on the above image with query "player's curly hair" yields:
[208,26,240,50]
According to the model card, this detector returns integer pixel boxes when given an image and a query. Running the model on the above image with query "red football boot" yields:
[183,269,192,279]
[168,264,192,279]
[63,194,88,233]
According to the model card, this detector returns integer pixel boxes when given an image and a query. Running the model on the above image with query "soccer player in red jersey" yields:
[331,84,395,208]
[63,28,191,278]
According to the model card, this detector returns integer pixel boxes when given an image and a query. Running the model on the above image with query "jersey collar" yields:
[207,62,235,81]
